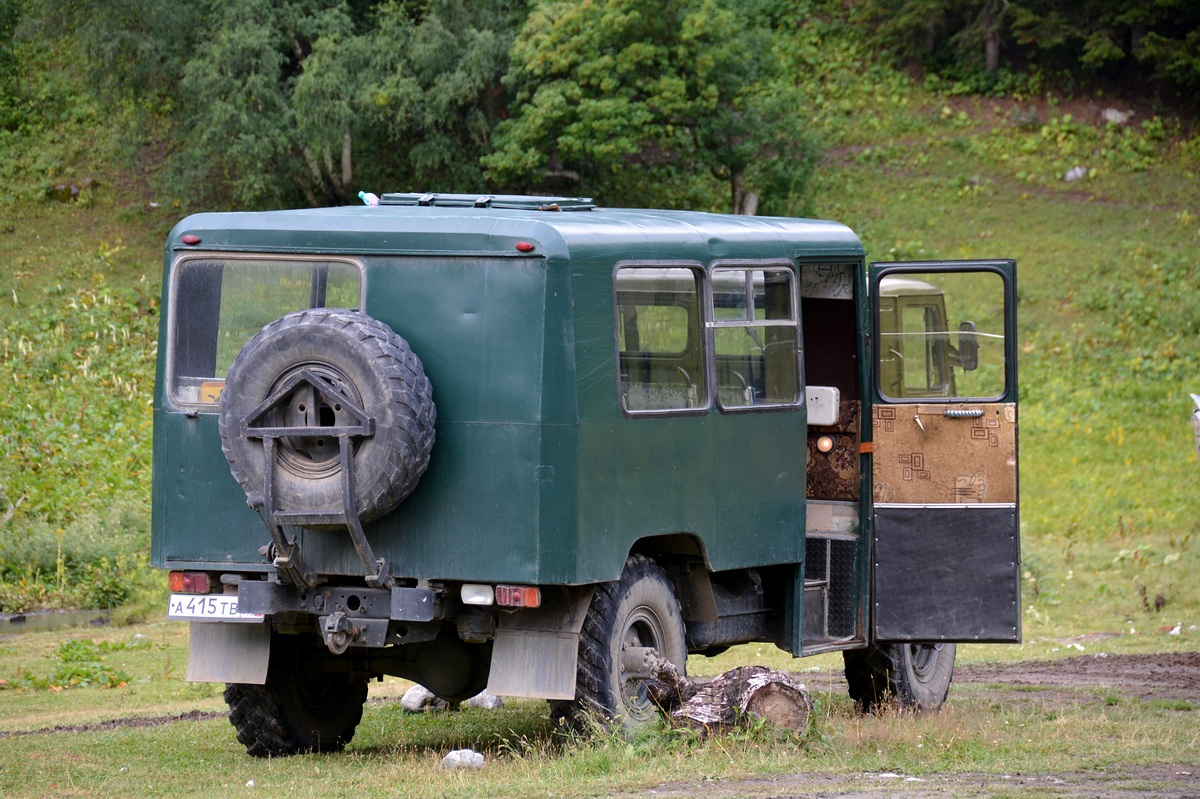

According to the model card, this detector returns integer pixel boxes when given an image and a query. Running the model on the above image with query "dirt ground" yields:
[5,653,1199,797]
[955,651,1200,704]
[628,764,1198,799]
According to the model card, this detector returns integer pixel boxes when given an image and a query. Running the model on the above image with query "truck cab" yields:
[152,193,1019,755]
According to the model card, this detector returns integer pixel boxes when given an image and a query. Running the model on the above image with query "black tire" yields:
[843,642,956,713]
[552,555,687,731]
[218,309,435,526]
[225,632,368,757]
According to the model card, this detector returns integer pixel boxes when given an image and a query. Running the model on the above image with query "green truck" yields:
[153,193,1019,756]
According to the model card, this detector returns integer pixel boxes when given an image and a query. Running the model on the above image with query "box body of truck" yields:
[152,194,1019,754]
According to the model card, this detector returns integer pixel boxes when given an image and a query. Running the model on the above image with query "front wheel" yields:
[225,631,368,757]
[843,642,956,713]
[553,555,687,731]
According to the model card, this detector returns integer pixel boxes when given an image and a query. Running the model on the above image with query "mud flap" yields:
[187,621,271,684]
[486,586,594,700]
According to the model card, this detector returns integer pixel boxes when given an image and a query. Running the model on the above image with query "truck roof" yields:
[165,193,865,263]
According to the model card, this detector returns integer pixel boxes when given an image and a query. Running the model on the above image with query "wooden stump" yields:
[646,657,812,736]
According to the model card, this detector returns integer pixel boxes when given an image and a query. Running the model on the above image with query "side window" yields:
[710,265,802,410]
[877,271,1007,401]
[614,265,707,413]
[169,257,362,407]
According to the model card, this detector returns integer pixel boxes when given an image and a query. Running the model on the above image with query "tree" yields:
[858,0,1200,97]
[484,0,819,214]
[858,0,1011,74]
[54,0,523,209]
[1008,0,1200,92]
[353,1,523,196]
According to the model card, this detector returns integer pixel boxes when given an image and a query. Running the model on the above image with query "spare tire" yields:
[218,309,435,526]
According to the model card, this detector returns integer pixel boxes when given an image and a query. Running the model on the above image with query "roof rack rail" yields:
[378,192,596,211]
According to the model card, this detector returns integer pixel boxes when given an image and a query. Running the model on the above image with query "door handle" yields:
[943,409,984,419]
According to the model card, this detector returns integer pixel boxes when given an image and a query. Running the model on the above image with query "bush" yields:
[0,499,152,613]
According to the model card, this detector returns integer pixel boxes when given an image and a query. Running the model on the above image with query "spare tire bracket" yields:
[242,368,391,589]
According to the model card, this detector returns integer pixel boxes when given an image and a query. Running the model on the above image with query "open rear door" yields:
[870,260,1020,642]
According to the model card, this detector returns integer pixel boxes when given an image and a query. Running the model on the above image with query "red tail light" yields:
[168,571,211,594]
[495,585,541,608]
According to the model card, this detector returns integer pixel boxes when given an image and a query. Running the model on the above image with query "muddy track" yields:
[954,651,1200,703]
[6,653,1199,739]
[0,708,227,738]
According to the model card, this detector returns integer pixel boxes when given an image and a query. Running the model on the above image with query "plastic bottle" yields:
[358,190,380,206]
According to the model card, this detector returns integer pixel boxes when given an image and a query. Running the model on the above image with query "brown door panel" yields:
[872,403,1016,505]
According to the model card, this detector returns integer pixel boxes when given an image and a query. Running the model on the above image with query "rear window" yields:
[168,256,363,407]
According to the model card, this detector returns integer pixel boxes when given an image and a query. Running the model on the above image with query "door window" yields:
[877,270,1007,401]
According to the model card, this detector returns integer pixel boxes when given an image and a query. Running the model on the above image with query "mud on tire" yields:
[218,309,435,525]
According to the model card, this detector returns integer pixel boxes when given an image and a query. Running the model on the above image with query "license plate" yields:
[167,593,263,623]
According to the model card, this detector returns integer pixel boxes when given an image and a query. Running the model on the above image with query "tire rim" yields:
[618,606,667,719]
[908,643,941,683]
[269,362,364,480]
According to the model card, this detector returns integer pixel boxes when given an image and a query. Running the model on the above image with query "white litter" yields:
[401,684,450,712]
[467,691,504,709]
[442,749,485,769]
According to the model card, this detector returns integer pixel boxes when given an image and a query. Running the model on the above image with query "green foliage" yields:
[79,0,524,209]
[0,258,157,526]
[485,0,820,213]
[0,507,152,612]
[0,233,158,613]
[860,0,1009,73]
[0,4,111,202]
[782,7,924,147]
[54,0,205,99]
[1,637,146,691]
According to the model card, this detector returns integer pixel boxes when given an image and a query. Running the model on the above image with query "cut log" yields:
[646,657,811,736]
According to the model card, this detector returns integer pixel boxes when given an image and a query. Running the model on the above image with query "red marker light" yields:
[181,234,201,245]
[515,241,535,252]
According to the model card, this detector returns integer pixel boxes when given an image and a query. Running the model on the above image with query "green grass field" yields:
[0,611,1196,798]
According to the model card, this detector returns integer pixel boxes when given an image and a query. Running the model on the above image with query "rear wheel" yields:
[553,555,686,731]
[843,642,956,713]
[225,631,368,757]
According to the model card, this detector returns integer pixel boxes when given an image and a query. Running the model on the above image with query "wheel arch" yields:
[629,534,717,625]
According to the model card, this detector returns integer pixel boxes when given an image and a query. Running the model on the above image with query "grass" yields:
[0,526,1195,797]
[0,620,1196,798]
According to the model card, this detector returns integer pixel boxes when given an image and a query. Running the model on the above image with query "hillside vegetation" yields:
[0,2,1197,636]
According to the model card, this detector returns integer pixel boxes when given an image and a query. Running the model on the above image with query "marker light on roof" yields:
[515,241,535,252]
